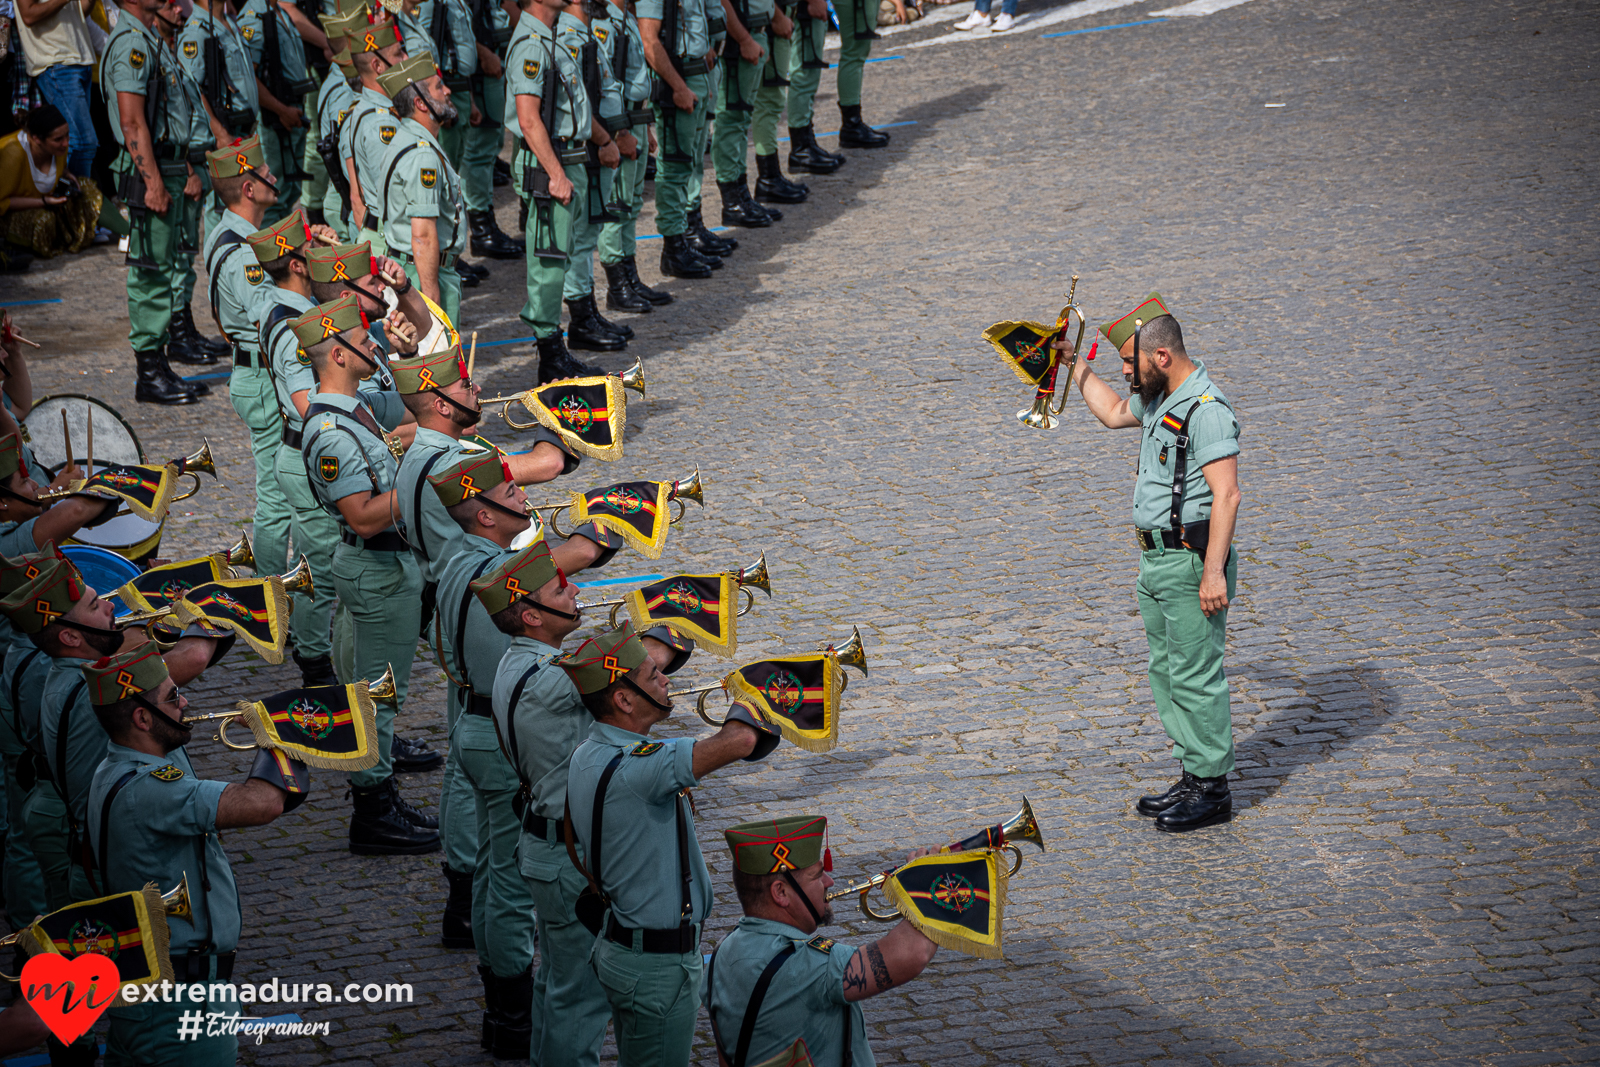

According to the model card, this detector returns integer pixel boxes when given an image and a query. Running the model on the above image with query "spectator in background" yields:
[954,0,1014,32]
[0,104,114,255]
[12,0,97,177]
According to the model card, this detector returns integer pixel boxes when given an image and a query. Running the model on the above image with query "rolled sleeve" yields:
[140,776,228,836]
[1188,402,1240,470]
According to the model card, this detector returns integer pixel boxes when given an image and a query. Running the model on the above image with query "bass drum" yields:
[59,544,142,617]
[23,397,163,563]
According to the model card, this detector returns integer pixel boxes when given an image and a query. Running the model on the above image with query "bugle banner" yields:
[881,848,1008,959]
[16,886,174,1004]
[59,461,182,523]
[568,481,672,559]
[526,376,627,461]
[116,555,231,613]
[724,653,844,753]
[172,576,290,663]
[231,682,380,770]
[983,319,1061,392]
[625,573,737,657]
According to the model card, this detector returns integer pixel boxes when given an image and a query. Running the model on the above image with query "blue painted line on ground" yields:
[778,119,917,142]
[477,335,539,350]
[574,573,666,589]
[1041,17,1166,38]
[635,225,731,241]
[0,298,62,309]
[186,369,234,382]
[864,55,903,63]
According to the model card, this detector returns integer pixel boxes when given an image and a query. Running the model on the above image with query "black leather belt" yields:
[176,950,236,982]
[626,106,654,126]
[1136,520,1211,555]
[745,10,771,30]
[340,529,409,552]
[522,811,556,839]
[392,249,460,270]
[464,692,494,717]
[232,343,261,368]
[282,426,303,450]
[605,916,698,954]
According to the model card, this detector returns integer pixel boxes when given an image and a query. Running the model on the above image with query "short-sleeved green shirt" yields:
[504,14,586,144]
[379,117,465,256]
[318,66,358,135]
[706,918,875,1067]
[393,428,476,581]
[634,0,709,61]
[435,534,512,698]
[88,744,241,955]
[603,3,652,106]
[169,39,217,149]
[493,635,587,823]
[339,85,397,211]
[259,289,318,431]
[1128,361,1239,530]
[303,391,404,531]
[1,642,52,757]
[38,655,106,825]
[203,208,274,349]
[586,16,624,123]
[567,721,713,931]
[415,0,478,81]
[102,16,192,149]
[237,0,310,85]
[176,7,260,118]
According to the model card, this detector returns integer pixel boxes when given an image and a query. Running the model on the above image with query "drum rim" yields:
[25,393,147,468]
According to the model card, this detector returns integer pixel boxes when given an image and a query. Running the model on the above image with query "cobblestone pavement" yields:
[2,0,1598,1063]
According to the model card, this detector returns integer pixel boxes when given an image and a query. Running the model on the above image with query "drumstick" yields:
[86,407,93,483]
[7,333,40,349]
[467,331,477,381]
[61,410,73,477]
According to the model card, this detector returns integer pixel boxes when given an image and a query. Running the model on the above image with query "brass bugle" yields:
[364,663,399,707]
[276,556,315,598]
[172,439,219,501]
[595,550,774,627]
[820,626,869,690]
[822,867,902,920]
[221,530,256,573]
[534,470,698,542]
[666,465,702,524]
[1017,275,1087,431]
[618,356,645,399]
[114,606,184,646]
[182,665,397,750]
[944,797,1045,877]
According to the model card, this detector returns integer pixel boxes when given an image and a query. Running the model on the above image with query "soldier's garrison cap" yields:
[1099,293,1172,350]
[471,541,558,616]
[557,622,648,695]
[725,816,829,874]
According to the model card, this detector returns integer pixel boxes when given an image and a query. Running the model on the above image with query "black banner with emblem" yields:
[625,573,735,656]
[173,576,289,663]
[19,885,174,1005]
[568,481,671,559]
[117,556,230,613]
[725,653,842,753]
[882,849,1007,959]
[525,375,627,461]
[233,681,380,770]
[66,461,181,523]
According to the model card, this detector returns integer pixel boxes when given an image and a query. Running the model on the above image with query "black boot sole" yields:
[135,389,201,405]
[606,292,653,312]
[838,136,889,149]
[349,836,442,855]
[393,754,445,773]
[568,334,628,351]
[661,260,712,279]
[1154,807,1233,833]
[471,242,525,260]
[755,185,808,203]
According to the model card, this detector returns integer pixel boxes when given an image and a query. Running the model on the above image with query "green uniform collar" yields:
[509,634,561,658]
[735,914,811,940]
[587,719,650,747]
[1133,359,1215,424]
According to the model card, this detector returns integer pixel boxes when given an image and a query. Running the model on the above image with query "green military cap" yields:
[349,19,400,53]
[0,431,23,481]
[0,556,86,635]
[205,134,266,180]
[471,540,558,616]
[307,241,373,284]
[333,47,355,74]
[725,816,829,874]
[556,621,648,695]
[0,545,57,598]
[291,293,367,351]
[375,52,437,99]
[1099,292,1172,350]
[320,10,366,39]
[81,644,170,705]
[392,345,465,395]
[333,0,372,16]
[429,449,511,507]
[248,209,310,265]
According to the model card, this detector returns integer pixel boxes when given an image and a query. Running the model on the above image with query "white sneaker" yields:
[992,11,1014,30]
[954,10,990,29]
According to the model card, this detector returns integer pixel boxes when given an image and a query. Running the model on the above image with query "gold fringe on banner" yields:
[568,481,671,559]
[624,573,738,658]
[882,849,1008,960]
[982,319,1063,389]
[174,576,291,664]
[234,683,380,771]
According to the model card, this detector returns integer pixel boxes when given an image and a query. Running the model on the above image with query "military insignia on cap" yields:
[130,49,145,68]
[524,59,539,77]
[630,741,662,757]
[183,40,198,57]
[380,125,396,144]
[244,264,266,285]
[149,764,184,782]
[806,935,835,954]
[319,456,340,481]
[420,168,437,188]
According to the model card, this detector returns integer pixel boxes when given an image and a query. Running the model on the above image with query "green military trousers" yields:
[301,83,329,212]
[20,782,91,910]
[331,541,423,786]
[0,733,47,923]
[400,257,463,328]
[105,973,240,1066]
[261,121,307,226]
[454,712,536,977]
[597,122,651,265]
[712,32,766,182]
[563,163,612,300]
[687,60,719,212]
[522,837,609,1067]
[438,687,479,874]
[126,165,189,353]
[274,443,338,659]
[749,25,791,155]
[462,73,506,214]
[439,87,474,171]
[650,71,711,237]
[227,365,293,581]
[1135,545,1237,779]
[831,0,874,108]
[785,6,828,127]
[517,154,585,337]
[174,174,203,324]
[591,929,703,1067]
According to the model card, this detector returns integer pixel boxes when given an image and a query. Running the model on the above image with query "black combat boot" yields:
[622,255,673,304]
[687,205,736,257]
[442,863,475,949]
[392,734,443,773]
[293,650,337,688]
[386,776,439,828]
[719,177,773,227]
[838,104,890,148]
[134,348,200,405]
[349,778,441,855]
[456,258,487,286]
[160,342,211,395]
[491,967,534,1060]
[788,123,845,173]
[182,305,231,358]
[1136,770,1199,817]
[165,307,221,366]
[469,209,525,259]
[477,965,498,1051]
[1154,775,1233,833]
[537,332,602,383]
[493,156,511,186]
[660,234,713,279]
[566,295,628,351]
[754,152,809,202]
[589,299,634,340]
[603,259,653,313]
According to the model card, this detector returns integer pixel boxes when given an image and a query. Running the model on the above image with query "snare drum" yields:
[60,544,142,617]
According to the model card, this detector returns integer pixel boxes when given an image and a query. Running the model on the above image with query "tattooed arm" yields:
[840,921,937,1003]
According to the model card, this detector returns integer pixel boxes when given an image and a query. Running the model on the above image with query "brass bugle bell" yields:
[666,465,703,524]
[172,439,219,501]
[115,606,184,644]
[944,796,1045,877]
[1017,275,1087,431]
[618,356,645,399]
[276,556,315,598]
[221,530,255,573]
[364,663,399,707]
[820,626,869,690]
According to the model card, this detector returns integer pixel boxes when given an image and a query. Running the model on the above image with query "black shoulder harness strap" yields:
[489,659,543,810]
[260,298,300,361]
[96,767,140,886]
[408,450,449,563]
[301,402,384,496]
[707,945,798,1067]
[452,555,497,694]
[8,648,43,745]
[564,751,625,901]
[53,680,88,821]
[1166,395,1233,534]
[206,230,249,339]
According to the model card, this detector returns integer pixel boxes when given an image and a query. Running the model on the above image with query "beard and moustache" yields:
[149,707,194,753]
[433,93,461,128]
[1134,360,1169,408]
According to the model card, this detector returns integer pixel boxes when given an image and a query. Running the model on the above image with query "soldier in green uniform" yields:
[505,0,606,381]
[680,0,738,262]
[294,295,442,854]
[375,55,469,325]
[1066,294,1242,832]
[707,816,939,1066]
[0,549,54,930]
[784,0,886,163]
[204,141,298,602]
[413,0,478,180]
[596,0,673,314]
[239,0,317,224]
[460,0,523,263]
[178,0,259,244]
[338,19,407,252]
[87,645,309,1067]
[563,623,779,1067]
[711,0,782,227]
[104,0,210,404]
[316,15,367,236]
[746,0,804,203]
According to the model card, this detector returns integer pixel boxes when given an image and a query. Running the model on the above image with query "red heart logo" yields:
[20,953,121,1045]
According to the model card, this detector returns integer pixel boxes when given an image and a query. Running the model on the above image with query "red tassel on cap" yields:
[369,256,379,277]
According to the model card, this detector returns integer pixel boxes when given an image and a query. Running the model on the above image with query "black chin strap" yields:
[620,675,673,713]
[782,870,824,928]
[430,387,483,425]
[526,596,581,623]
[1132,321,1142,392]
[132,693,194,739]
[475,494,531,525]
